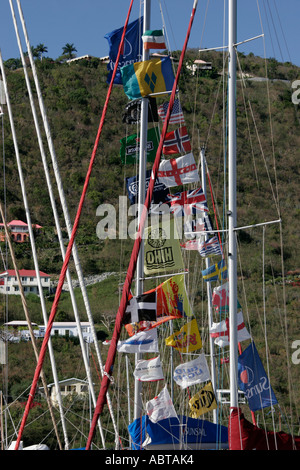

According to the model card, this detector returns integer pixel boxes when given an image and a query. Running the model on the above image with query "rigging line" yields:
[14,0,135,451]
[272,0,292,64]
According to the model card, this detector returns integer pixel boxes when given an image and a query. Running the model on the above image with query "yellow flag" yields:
[189,381,217,418]
[165,318,202,352]
[157,274,193,318]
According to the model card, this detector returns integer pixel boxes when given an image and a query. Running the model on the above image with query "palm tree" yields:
[62,43,77,60]
[36,43,48,61]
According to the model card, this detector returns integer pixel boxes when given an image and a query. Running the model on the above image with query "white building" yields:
[39,378,90,406]
[39,322,92,341]
[0,269,50,295]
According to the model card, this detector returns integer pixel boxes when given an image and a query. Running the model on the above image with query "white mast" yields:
[228,0,238,410]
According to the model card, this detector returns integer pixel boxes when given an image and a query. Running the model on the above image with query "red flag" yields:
[163,126,191,155]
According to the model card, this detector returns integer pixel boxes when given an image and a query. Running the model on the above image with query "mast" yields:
[228,0,238,411]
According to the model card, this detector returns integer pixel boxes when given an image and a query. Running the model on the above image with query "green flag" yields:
[120,127,159,164]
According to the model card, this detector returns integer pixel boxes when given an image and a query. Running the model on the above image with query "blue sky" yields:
[0,0,299,66]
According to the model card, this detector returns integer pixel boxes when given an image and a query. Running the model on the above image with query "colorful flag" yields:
[142,29,166,50]
[181,239,200,250]
[238,342,278,412]
[202,259,228,282]
[166,187,208,216]
[210,310,251,348]
[120,127,159,164]
[105,17,143,85]
[157,153,200,188]
[184,214,213,239]
[158,98,185,124]
[126,169,168,205]
[117,328,159,353]
[173,354,211,389]
[144,219,184,275]
[121,56,174,100]
[212,281,241,313]
[163,126,191,155]
[146,385,177,423]
[133,356,164,382]
[198,236,222,258]
[165,319,202,353]
[189,381,218,418]
[123,291,156,325]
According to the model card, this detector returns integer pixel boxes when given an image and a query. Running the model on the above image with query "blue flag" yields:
[201,259,228,282]
[104,17,143,85]
[126,169,168,205]
[238,342,278,412]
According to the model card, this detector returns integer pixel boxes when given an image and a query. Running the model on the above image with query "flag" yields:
[117,328,159,353]
[157,153,200,188]
[133,356,164,382]
[122,97,158,124]
[158,98,185,124]
[105,17,143,85]
[184,214,213,240]
[163,126,191,155]
[181,239,200,250]
[198,236,222,257]
[123,291,156,325]
[146,385,177,423]
[142,29,166,50]
[121,56,174,100]
[212,281,241,313]
[165,319,202,353]
[166,187,208,216]
[126,169,168,205]
[144,219,184,275]
[173,354,211,389]
[202,259,228,282]
[189,382,218,418]
[210,310,251,348]
[238,342,278,412]
[120,127,159,164]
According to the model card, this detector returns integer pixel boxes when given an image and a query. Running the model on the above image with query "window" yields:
[30,277,34,282]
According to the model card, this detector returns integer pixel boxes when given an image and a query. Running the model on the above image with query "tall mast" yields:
[228,0,238,410]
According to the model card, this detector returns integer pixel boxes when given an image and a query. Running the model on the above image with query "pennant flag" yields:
[117,328,159,353]
[120,127,159,164]
[123,291,156,325]
[212,281,241,313]
[158,98,185,124]
[173,354,211,389]
[122,97,158,124]
[146,385,177,423]
[133,356,164,382]
[157,153,200,188]
[163,126,191,155]
[144,219,184,275]
[166,187,208,216]
[202,259,228,282]
[121,56,174,100]
[210,310,251,348]
[189,381,218,418]
[238,342,278,412]
[165,319,202,353]
[198,236,222,258]
[126,169,168,205]
[142,29,166,50]
[105,17,143,85]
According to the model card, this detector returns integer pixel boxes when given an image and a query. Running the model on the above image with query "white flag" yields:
[157,153,200,188]
[117,329,159,353]
[134,356,164,382]
[146,385,177,423]
[173,354,210,389]
[210,310,251,348]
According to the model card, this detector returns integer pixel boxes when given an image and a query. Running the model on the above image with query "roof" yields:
[4,320,38,326]
[0,220,42,228]
[0,269,50,278]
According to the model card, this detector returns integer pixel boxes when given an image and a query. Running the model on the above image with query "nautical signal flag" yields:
[121,56,174,100]
[202,259,228,282]
[123,291,156,325]
[157,153,200,188]
[158,98,185,124]
[163,127,191,155]
[120,127,159,164]
[165,319,202,353]
[189,381,218,418]
[142,29,166,50]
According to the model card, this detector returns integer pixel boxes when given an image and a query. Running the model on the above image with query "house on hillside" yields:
[39,322,92,341]
[0,219,42,243]
[39,378,90,406]
[0,269,50,295]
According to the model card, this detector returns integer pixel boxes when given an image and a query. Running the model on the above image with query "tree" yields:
[62,43,77,60]
[36,43,48,61]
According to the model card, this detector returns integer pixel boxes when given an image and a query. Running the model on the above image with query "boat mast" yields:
[134,0,151,422]
[228,0,238,411]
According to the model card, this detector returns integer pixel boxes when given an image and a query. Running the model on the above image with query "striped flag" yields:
[158,98,185,124]
[163,126,191,155]
[142,29,166,50]
[198,235,222,257]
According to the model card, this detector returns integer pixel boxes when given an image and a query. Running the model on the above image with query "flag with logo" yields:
[122,97,158,124]
[189,381,218,418]
[173,354,211,389]
[202,259,228,282]
[105,17,143,85]
[198,236,222,258]
[157,153,200,188]
[126,169,168,205]
[165,319,202,353]
[142,29,166,50]
[184,214,213,239]
[144,219,184,275]
[210,310,251,348]
[120,127,159,164]
[117,328,159,353]
[123,291,156,325]
[163,126,191,155]
[134,356,164,382]
[238,342,278,412]
[158,98,185,124]
[146,385,177,423]
[212,281,241,313]
[121,56,174,100]
[166,187,208,216]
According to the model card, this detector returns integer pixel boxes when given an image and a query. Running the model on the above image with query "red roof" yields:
[0,269,50,278]
[0,220,42,228]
